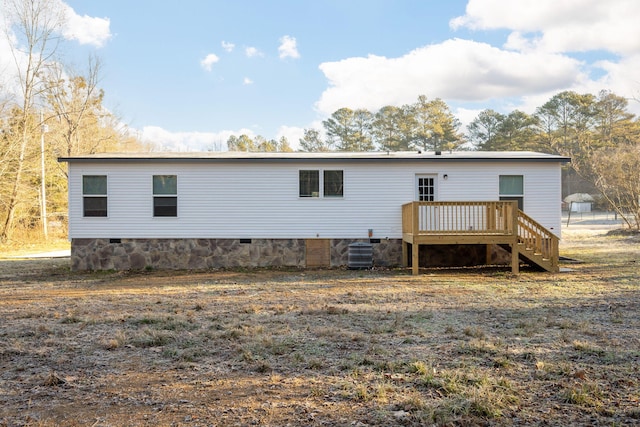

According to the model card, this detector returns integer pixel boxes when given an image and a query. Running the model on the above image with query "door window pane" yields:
[418,177,435,201]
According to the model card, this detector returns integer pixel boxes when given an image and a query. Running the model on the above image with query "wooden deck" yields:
[401,201,559,275]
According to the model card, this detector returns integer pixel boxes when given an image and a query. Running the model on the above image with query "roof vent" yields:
[435,151,442,155]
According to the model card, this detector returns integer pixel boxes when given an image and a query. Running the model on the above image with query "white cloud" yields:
[140,124,312,152]
[445,0,640,119]
[316,38,582,116]
[200,53,220,71]
[221,40,235,52]
[245,46,263,58]
[0,1,111,98]
[278,35,300,59]
[243,77,253,85]
[0,27,17,96]
[61,2,111,47]
[454,107,484,130]
[451,0,640,55]
[577,54,640,115]
[141,126,256,152]
[276,125,305,150]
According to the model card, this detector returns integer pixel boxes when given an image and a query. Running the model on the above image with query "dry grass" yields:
[0,235,69,257]
[0,227,639,426]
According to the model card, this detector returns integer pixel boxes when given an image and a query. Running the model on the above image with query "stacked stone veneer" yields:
[70,238,405,271]
[71,238,510,271]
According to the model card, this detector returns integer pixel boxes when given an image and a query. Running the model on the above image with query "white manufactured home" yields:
[59,151,570,273]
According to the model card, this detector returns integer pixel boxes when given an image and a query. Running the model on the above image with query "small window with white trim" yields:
[499,175,523,210]
[153,175,177,217]
[83,175,107,217]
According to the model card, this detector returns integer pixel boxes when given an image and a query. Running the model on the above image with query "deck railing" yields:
[402,201,560,271]
[402,201,518,236]
[517,210,559,268]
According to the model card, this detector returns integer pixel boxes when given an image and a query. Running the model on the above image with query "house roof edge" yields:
[58,150,571,164]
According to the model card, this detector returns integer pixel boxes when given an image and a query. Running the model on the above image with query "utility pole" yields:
[40,110,48,240]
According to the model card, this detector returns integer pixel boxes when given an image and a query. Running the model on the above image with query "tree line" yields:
[300,95,463,152]
[232,90,640,229]
[225,95,464,154]
[469,90,640,230]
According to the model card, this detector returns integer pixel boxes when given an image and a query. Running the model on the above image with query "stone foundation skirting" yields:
[70,238,510,271]
[70,238,404,271]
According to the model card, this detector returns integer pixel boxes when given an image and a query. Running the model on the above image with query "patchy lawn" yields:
[0,228,638,426]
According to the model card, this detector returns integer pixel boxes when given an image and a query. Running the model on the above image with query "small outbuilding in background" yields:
[564,193,596,227]
[564,193,595,213]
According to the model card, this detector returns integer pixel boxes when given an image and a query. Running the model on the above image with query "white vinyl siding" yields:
[67,160,563,239]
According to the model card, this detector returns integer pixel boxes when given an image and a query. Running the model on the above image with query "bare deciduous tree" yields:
[44,55,105,156]
[591,144,640,230]
[1,0,64,242]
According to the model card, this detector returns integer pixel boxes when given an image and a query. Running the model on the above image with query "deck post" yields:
[511,243,519,274]
[487,202,496,231]
[402,241,408,267]
[412,202,419,239]
[510,201,519,274]
[412,242,419,275]
[551,235,559,271]
[412,202,420,275]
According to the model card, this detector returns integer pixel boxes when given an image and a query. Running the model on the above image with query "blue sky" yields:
[3,0,640,151]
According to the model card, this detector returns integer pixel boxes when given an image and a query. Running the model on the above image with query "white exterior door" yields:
[415,174,437,201]
[415,174,438,230]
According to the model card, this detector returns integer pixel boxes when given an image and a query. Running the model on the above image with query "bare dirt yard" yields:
[1,226,639,426]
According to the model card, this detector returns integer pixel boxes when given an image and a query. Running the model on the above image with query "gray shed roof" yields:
[564,193,595,203]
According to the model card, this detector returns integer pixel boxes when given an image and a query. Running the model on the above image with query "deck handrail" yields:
[402,201,518,236]
[517,209,559,268]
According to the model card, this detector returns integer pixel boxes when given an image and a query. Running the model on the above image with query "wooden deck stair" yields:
[515,243,550,269]
[402,201,560,274]
[511,209,559,272]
